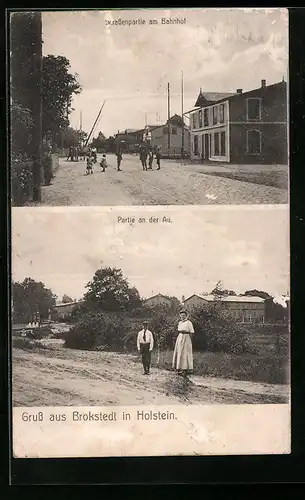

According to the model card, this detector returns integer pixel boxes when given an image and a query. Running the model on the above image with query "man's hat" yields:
[179,309,188,315]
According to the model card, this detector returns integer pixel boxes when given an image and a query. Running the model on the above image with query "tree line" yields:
[12,269,288,325]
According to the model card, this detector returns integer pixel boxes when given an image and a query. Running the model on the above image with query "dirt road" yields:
[12,346,289,406]
[37,154,288,206]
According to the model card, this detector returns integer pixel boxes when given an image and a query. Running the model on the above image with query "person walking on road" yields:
[91,147,97,163]
[140,146,148,171]
[67,146,73,161]
[116,151,123,171]
[172,309,195,377]
[148,147,154,170]
[155,147,161,170]
[137,321,154,375]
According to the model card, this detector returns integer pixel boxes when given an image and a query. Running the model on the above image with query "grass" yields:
[148,349,289,385]
[202,170,288,189]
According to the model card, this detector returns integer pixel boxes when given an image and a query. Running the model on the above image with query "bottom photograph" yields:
[11,205,290,457]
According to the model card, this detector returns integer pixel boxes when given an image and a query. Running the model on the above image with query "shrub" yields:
[190,304,258,355]
[12,337,46,350]
[11,161,33,206]
[64,311,133,351]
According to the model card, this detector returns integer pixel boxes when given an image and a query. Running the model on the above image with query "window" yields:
[247,98,261,120]
[213,106,218,125]
[171,127,177,135]
[214,132,220,156]
[219,104,224,124]
[194,135,199,155]
[192,113,197,129]
[220,131,226,156]
[204,108,209,127]
[198,110,203,128]
[247,130,261,154]
[163,127,168,134]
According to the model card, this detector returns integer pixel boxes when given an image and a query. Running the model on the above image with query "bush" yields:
[26,327,52,340]
[12,337,46,350]
[64,311,134,351]
[11,161,33,206]
[191,304,258,355]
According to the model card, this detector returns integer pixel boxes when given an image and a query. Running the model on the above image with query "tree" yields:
[105,136,116,153]
[91,132,107,150]
[83,267,142,313]
[10,12,42,163]
[244,289,272,300]
[52,126,87,149]
[211,281,236,297]
[62,295,73,304]
[243,290,287,323]
[10,101,34,161]
[42,55,82,141]
[12,278,57,323]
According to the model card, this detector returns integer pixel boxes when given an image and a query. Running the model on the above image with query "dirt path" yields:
[12,347,289,406]
[37,154,288,206]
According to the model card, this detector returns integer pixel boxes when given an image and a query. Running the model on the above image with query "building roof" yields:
[184,294,265,303]
[55,301,79,308]
[194,91,237,107]
[144,293,174,302]
[215,80,286,105]
[193,80,286,109]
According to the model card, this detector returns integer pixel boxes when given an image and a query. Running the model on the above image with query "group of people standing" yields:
[136,309,194,377]
[67,145,80,162]
[139,145,161,171]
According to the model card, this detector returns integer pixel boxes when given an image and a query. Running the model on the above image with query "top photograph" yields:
[9,8,289,207]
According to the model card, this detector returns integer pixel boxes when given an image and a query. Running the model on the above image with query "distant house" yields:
[149,114,190,156]
[53,301,79,320]
[114,129,144,153]
[144,293,176,308]
[183,294,265,323]
[189,79,287,164]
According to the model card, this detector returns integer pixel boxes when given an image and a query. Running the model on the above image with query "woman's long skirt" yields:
[172,333,193,371]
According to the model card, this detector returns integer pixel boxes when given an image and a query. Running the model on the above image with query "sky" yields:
[41,8,288,137]
[12,206,289,304]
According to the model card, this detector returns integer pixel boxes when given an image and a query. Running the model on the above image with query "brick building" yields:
[189,79,287,164]
[183,294,265,323]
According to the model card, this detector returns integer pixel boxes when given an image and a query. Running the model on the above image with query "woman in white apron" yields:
[172,309,194,377]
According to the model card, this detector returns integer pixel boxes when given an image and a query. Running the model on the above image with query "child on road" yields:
[100,154,108,172]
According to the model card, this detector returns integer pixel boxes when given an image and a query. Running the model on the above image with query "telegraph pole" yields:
[167,82,171,154]
[181,70,184,157]
[30,12,43,202]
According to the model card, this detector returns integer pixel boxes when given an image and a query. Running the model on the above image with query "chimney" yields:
[236,89,243,94]
[261,79,266,88]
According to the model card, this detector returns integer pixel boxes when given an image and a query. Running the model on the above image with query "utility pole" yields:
[181,70,184,158]
[167,82,171,154]
[30,12,43,202]
[80,111,82,131]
